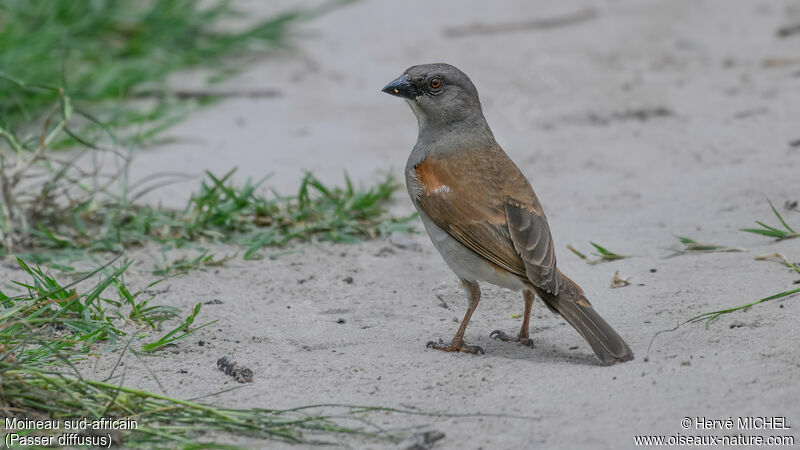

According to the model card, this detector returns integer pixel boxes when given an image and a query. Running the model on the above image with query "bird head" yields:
[382,63,484,129]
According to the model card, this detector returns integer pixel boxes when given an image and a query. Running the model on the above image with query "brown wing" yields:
[505,201,559,293]
[411,149,559,293]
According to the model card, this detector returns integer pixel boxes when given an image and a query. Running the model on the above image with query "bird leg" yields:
[427,280,484,355]
[490,290,535,347]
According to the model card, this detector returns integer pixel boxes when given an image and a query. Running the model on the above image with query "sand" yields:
[4,0,800,448]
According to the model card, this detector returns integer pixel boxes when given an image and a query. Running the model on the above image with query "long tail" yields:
[536,270,634,364]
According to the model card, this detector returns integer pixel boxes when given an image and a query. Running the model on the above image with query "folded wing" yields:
[412,150,559,294]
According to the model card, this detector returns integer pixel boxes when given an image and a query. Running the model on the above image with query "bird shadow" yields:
[472,335,601,366]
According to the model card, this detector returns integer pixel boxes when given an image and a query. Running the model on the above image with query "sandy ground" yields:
[4,0,800,448]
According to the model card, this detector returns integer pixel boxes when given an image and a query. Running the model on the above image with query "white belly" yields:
[418,212,527,291]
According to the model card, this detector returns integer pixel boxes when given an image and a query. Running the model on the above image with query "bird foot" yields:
[489,330,534,347]
[426,339,485,355]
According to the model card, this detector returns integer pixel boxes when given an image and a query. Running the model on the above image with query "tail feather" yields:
[537,270,634,364]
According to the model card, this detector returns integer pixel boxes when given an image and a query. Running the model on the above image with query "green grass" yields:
[741,200,800,241]
[16,168,415,265]
[666,235,746,257]
[140,303,213,352]
[567,242,628,265]
[686,287,800,327]
[0,0,409,260]
[0,0,351,141]
[112,277,179,328]
[1,0,412,264]
[152,250,234,277]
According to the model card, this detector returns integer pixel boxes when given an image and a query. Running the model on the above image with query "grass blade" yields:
[769,199,795,232]
[666,235,746,257]
[741,199,800,241]
[140,303,216,352]
[569,242,628,264]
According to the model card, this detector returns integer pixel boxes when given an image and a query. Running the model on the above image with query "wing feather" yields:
[505,202,559,293]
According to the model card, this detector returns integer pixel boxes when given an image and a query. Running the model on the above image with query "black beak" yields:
[381,74,420,99]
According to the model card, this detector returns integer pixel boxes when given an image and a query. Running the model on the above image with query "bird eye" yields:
[428,77,442,89]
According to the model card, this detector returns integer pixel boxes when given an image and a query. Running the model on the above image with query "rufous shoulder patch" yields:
[414,156,450,195]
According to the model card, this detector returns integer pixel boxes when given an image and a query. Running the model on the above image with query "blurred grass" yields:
[0,0,350,142]
[567,241,628,265]
[666,235,746,257]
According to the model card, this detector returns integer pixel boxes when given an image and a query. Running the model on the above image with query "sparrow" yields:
[382,63,634,364]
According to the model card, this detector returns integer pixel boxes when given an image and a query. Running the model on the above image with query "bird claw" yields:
[518,337,535,348]
[426,339,485,355]
[463,343,486,355]
[426,339,443,349]
[490,330,534,348]
[489,330,511,341]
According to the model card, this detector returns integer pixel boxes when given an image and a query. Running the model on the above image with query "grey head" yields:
[382,63,490,135]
